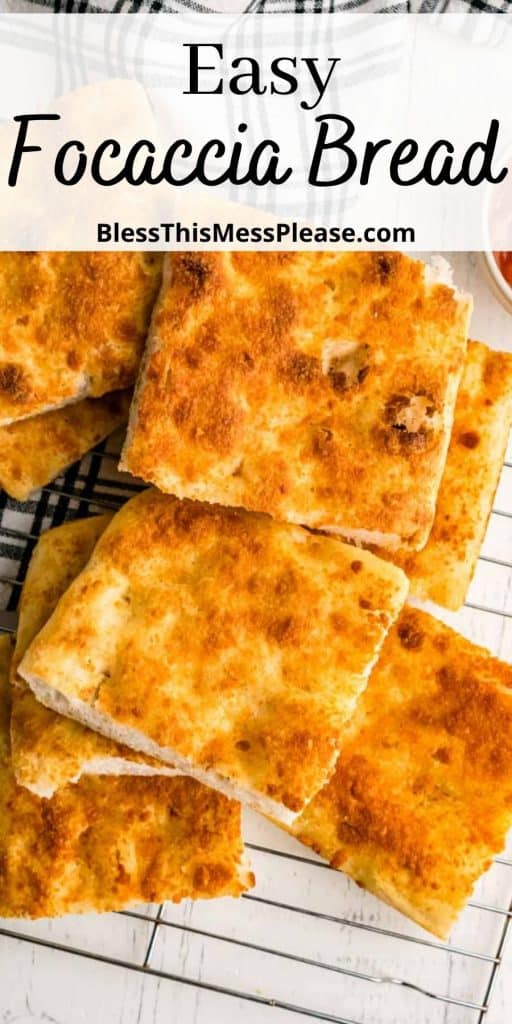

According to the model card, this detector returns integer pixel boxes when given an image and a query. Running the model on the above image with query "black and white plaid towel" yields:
[6,1,512,17]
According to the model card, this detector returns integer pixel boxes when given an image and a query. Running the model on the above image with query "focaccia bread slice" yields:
[387,341,512,609]
[0,636,252,917]
[293,607,512,939]
[18,489,408,824]
[121,252,471,551]
[11,515,178,797]
[0,252,162,426]
[0,389,131,501]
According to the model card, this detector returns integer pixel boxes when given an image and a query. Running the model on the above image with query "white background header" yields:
[0,12,510,250]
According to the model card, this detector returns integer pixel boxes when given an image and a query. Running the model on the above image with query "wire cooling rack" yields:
[0,429,511,1024]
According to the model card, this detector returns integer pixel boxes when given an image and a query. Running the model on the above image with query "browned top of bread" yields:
[19,489,408,822]
[388,341,512,608]
[0,389,131,501]
[293,608,512,938]
[121,252,471,550]
[11,515,171,797]
[0,253,162,426]
[0,635,251,918]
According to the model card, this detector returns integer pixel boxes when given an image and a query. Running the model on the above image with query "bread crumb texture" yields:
[293,607,512,938]
[0,253,162,425]
[123,252,471,548]
[19,489,408,816]
[0,635,251,917]
[388,341,512,608]
[11,516,173,795]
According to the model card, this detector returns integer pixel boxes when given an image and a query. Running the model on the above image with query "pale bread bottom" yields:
[25,675,300,825]
[316,525,403,552]
[24,757,180,800]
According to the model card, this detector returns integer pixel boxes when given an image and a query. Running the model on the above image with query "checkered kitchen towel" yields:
[0,428,143,620]
[5,1,512,17]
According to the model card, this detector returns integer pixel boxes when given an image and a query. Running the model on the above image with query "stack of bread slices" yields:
[2,251,512,940]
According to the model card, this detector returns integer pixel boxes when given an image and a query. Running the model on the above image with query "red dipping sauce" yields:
[495,252,512,288]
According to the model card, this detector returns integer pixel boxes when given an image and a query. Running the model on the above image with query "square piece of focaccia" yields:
[18,489,408,824]
[121,252,472,551]
[0,636,252,918]
[0,390,131,501]
[11,516,178,798]
[387,341,512,609]
[0,252,162,426]
[292,607,512,939]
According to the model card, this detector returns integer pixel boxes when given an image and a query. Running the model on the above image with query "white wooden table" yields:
[0,251,511,1024]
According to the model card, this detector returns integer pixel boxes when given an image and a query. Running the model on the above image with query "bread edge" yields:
[24,672,300,826]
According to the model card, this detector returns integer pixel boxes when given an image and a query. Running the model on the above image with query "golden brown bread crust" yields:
[121,252,471,550]
[0,638,251,917]
[0,635,13,739]
[0,389,131,501]
[0,253,162,426]
[11,515,113,687]
[388,341,512,609]
[19,489,408,819]
[11,516,174,796]
[293,608,512,938]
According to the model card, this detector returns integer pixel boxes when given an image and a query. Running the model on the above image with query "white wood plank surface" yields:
[1,251,511,1024]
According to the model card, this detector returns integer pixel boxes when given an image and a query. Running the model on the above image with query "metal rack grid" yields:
[0,435,511,1024]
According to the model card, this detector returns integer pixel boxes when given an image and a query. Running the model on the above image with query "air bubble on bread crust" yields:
[321,340,361,376]
[321,340,371,393]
